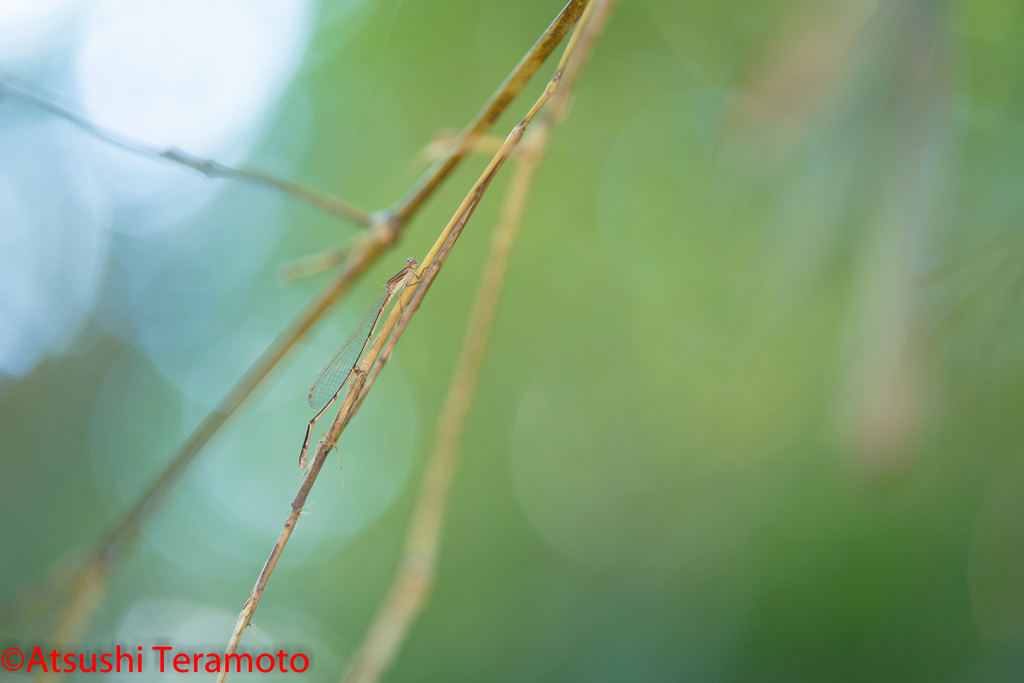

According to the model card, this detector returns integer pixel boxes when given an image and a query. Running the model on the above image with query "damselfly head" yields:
[406,257,419,269]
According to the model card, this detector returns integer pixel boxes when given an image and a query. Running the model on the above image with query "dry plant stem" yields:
[267,0,598,266]
[14,1,589,674]
[218,362,369,683]
[92,233,384,564]
[162,149,373,225]
[14,0,589,639]
[544,0,617,122]
[215,3,606,663]
[390,0,589,224]
[350,0,607,420]
[0,75,371,226]
[216,109,533,683]
[341,4,615,682]
[344,122,547,683]
[352,127,528,414]
[27,236,387,683]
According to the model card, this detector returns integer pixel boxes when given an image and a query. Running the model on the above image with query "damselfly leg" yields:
[298,258,419,468]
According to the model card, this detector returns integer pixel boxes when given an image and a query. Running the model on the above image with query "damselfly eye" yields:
[407,257,418,268]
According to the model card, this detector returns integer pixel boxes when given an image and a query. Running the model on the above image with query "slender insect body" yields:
[297,259,419,468]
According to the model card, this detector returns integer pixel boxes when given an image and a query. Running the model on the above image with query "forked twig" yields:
[342,4,616,682]
[0,74,372,226]
[4,0,590,669]
[213,5,602,677]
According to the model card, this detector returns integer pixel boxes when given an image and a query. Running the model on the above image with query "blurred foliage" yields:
[3,0,1024,681]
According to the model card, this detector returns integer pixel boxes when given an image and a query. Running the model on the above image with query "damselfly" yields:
[298,257,419,468]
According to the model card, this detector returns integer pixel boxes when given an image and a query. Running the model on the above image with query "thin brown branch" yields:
[389,0,590,225]
[25,233,390,683]
[351,0,612,415]
[214,8,605,672]
[343,116,550,683]
[216,107,532,683]
[8,0,591,672]
[162,149,373,225]
[340,4,615,682]
[278,0,590,273]
[0,74,372,226]
[350,152,542,683]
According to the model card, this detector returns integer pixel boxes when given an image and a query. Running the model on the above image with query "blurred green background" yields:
[3,0,1024,680]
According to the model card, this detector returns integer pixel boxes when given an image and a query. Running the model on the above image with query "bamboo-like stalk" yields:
[340,4,616,682]
[346,128,548,683]
[216,112,520,683]
[8,1,590,674]
[388,0,586,226]
[213,8,605,677]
